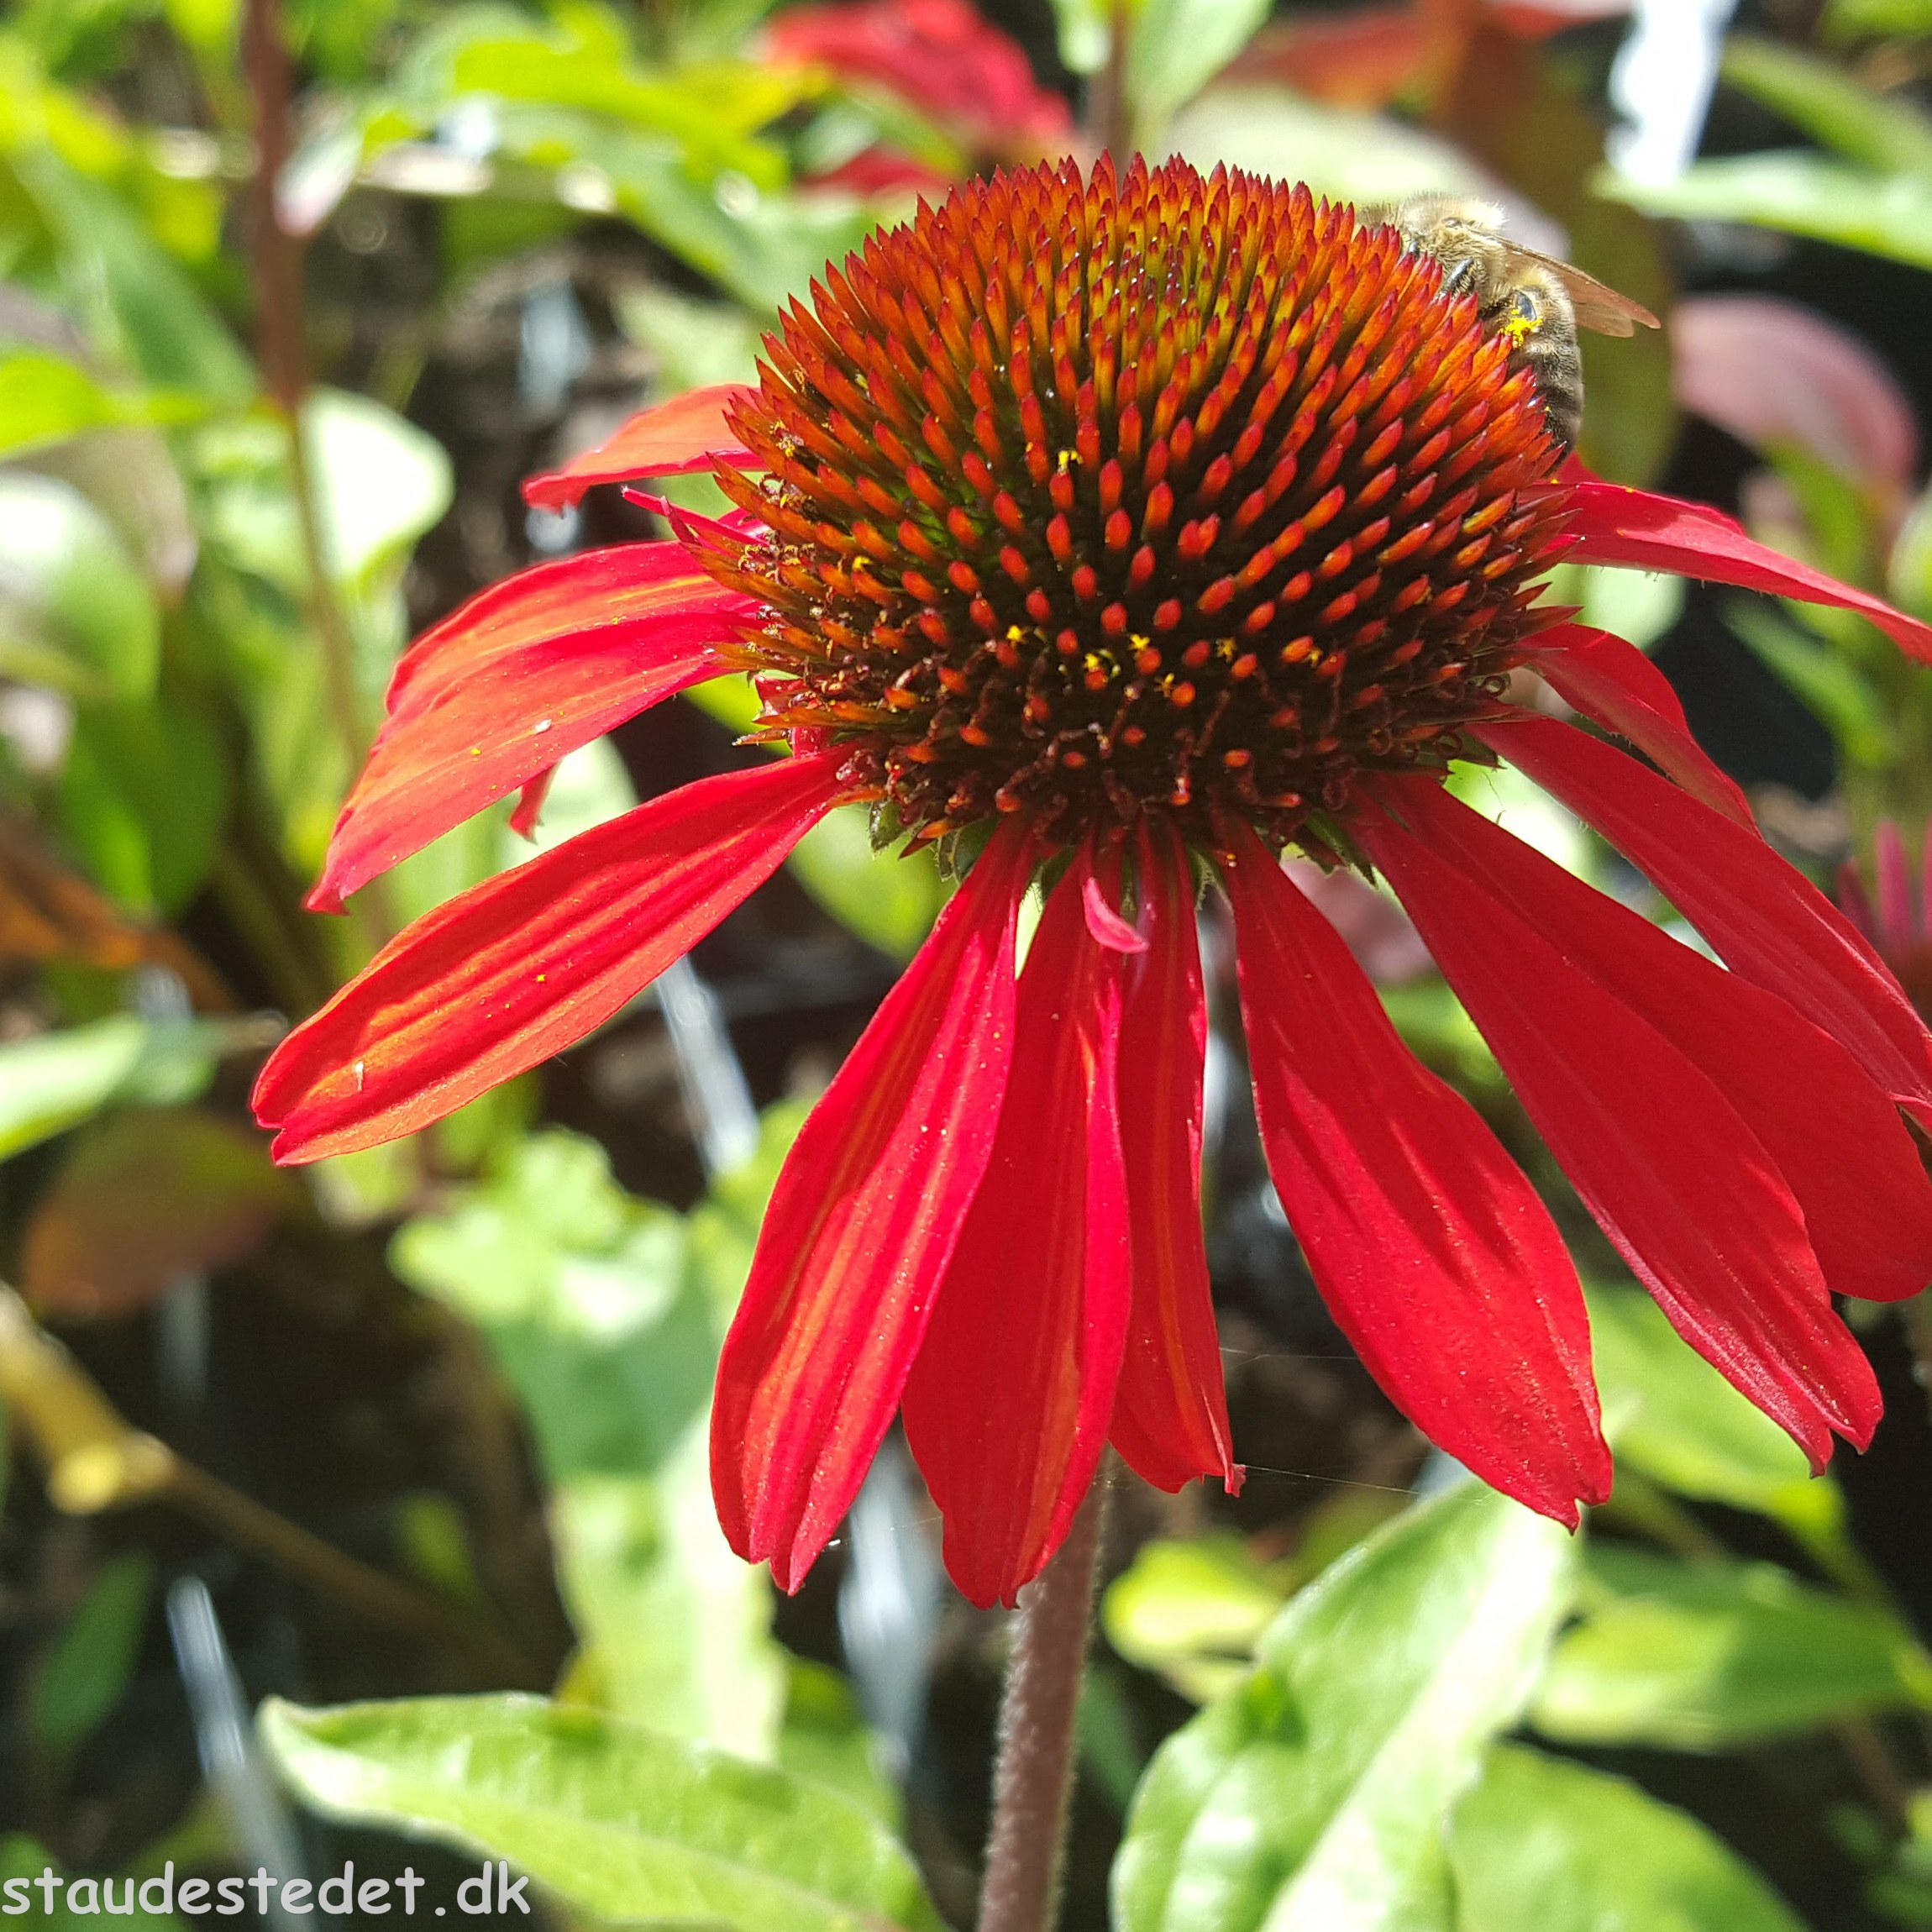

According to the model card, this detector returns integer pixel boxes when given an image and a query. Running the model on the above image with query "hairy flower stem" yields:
[975,1473,1110,1932]
[242,0,402,953]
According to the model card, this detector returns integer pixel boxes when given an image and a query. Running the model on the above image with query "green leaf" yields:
[391,1131,706,1478]
[0,1016,146,1160]
[1046,0,1119,75]
[777,1659,897,1825]
[1824,0,1932,34]
[1531,1545,1932,1750]
[1890,471,1932,623]
[1599,153,1932,271]
[12,152,250,402]
[1721,35,1932,175]
[30,1552,152,1754]
[0,470,158,701]
[1586,1284,1838,1537]
[0,349,202,461]
[0,1016,225,1165]
[1126,0,1271,143]
[0,1836,182,1932]
[787,809,943,963]
[1112,1483,1574,1932]
[1102,1535,1294,1705]
[304,388,454,591]
[57,697,228,916]
[260,1693,943,1932]
[1450,1742,1805,1932]
[391,1128,784,1753]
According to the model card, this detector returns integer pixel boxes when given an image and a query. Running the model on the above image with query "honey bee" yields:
[1362,197,1661,452]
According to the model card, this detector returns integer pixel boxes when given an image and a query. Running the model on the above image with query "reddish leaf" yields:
[256,753,848,1163]
[1562,478,1932,663]
[1672,294,1918,500]
[24,1109,299,1321]
[1224,823,1609,1525]
[1362,782,1878,1462]
[902,846,1132,1608]
[521,386,759,512]
[712,822,1033,1592]
[1109,822,1237,1494]
[312,543,753,911]
[1234,10,1427,109]
[1484,715,1932,1124]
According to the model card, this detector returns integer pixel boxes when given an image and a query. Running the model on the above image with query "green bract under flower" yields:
[699,155,1571,852]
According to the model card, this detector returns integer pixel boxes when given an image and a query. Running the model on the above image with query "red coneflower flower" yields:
[254,158,1932,1608]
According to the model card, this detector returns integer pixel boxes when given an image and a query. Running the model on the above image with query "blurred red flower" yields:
[1840,822,1932,1024]
[769,0,1070,176]
[255,160,1932,1606]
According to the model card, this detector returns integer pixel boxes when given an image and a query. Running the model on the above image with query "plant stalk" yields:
[974,1474,1110,1932]
[1091,1,1134,165]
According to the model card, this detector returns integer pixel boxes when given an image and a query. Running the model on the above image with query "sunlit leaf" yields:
[0,349,202,461]
[260,1693,944,1932]
[1113,1483,1574,1932]
[787,808,944,962]
[0,1017,149,1161]
[1531,1545,1932,1750]
[29,1553,152,1755]
[1102,1535,1294,1704]
[0,470,158,701]
[1824,0,1932,31]
[1127,0,1271,143]
[1720,35,1932,176]
[1599,153,1932,272]
[1449,1743,1805,1931]
[1586,1284,1840,1538]
[307,389,454,591]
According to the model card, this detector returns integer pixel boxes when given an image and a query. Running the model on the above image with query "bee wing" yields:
[1504,244,1661,336]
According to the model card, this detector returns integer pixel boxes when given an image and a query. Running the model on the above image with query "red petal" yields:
[1361,782,1879,1460]
[507,767,554,841]
[902,844,1134,1608]
[312,544,755,911]
[1222,824,1609,1525]
[521,386,759,512]
[255,754,845,1163]
[710,822,1033,1592]
[1392,769,1932,1307]
[1110,822,1238,1494]
[1563,478,1932,663]
[1525,622,1755,829]
[1483,716,1932,1125]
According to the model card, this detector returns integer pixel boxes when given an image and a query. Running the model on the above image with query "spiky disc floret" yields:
[699,155,1571,853]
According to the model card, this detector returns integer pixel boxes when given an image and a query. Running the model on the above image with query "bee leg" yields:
[1441,258,1478,296]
